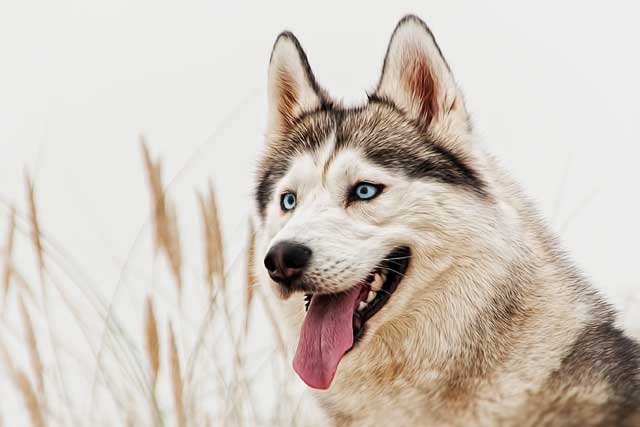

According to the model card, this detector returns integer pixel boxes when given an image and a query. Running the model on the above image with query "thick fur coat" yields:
[251,15,640,426]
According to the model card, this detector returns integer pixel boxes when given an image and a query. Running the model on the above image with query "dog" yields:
[251,15,640,426]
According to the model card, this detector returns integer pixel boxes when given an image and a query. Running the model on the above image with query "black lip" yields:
[304,246,411,342]
[353,246,411,342]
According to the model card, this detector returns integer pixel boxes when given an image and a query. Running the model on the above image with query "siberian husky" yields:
[251,15,640,426]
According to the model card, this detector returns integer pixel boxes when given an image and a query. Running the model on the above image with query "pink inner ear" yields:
[275,67,299,134]
[403,52,439,127]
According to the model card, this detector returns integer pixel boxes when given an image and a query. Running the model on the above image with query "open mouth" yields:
[292,246,411,390]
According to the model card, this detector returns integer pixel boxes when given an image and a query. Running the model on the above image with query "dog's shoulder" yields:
[527,318,640,426]
[561,321,640,393]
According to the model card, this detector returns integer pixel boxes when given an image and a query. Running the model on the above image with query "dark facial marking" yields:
[255,112,335,217]
[256,103,485,218]
[362,142,485,197]
[334,103,486,196]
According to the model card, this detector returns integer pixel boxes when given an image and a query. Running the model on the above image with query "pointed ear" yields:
[267,32,329,138]
[374,16,469,133]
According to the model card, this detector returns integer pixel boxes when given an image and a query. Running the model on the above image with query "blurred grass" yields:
[0,140,310,426]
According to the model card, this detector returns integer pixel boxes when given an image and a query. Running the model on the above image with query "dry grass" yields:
[141,137,183,291]
[18,296,45,398]
[144,296,160,392]
[198,181,225,294]
[0,139,306,426]
[2,205,15,306]
[2,205,16,313]
[12,369,45,427]
[25,173,46,295]
[0,336,44,427]
[169,322,185,427]
[244,221,256,336]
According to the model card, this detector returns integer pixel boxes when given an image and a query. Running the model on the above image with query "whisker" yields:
[378,255,413,262]
[371,288,392,296]
[376,266,407,278]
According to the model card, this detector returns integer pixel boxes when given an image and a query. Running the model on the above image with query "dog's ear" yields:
[374,15,469,133]
[267,32,329,139]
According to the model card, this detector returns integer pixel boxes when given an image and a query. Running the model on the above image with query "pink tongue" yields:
[293,287,362,389]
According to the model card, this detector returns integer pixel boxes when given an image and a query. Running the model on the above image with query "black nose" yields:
[264,241,312,285]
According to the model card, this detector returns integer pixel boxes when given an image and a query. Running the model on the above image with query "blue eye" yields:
[353,183,383,201]
[280,192,297,211]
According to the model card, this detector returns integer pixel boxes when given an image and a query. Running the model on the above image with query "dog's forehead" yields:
[255,105,393,212]
[283,130,338,185]
[255,102,485,218]
[266,103,409,161]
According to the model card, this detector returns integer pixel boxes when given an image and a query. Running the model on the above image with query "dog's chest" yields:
[312,369,532,427]
[314,373,458,427]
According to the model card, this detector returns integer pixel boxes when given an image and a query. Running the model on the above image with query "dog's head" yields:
[253,16,500,390]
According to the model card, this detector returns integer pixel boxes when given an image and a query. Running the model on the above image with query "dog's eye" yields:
[351,182,383,201]
[280,192,297,211]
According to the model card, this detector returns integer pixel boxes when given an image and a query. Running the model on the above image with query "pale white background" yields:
[1,0,639,398]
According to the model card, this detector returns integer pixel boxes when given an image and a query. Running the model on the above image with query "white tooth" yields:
[371,273,383,291]
[358,301,367,311]
[367,291,376,303]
